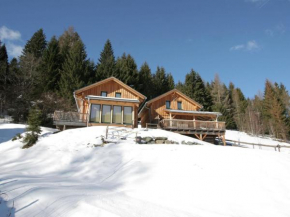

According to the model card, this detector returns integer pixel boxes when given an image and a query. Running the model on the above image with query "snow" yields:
[226,130,290,153]
[0,124,290,217]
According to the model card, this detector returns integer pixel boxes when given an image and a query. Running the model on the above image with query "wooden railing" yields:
[53,111,87,124]
[160,119,226,131]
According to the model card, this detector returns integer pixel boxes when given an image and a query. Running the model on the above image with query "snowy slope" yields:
[0,124,290,217]
[226,130,290,153]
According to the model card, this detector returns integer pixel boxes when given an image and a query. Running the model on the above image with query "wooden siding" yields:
[150,92,199,120]
[77,80,141,100]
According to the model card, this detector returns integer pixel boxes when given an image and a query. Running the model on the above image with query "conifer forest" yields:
[0,27,289,140]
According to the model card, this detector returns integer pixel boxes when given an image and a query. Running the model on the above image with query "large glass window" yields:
[177,101,182,110]
[90,104,100,123]
[166,101,171,109]
[101,91,107,97]
[123,106,132,124]
[102,105,111,123]
[115,92,121,98]
[113,106,122,124]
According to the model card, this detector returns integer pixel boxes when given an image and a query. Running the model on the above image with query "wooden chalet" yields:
[138,89,226,144]
[53,77,146,129]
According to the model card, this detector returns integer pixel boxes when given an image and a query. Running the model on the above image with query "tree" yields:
[115,53,139,88]
[22,106,42,149]
[59,39,88,103]
[22,29,47,58]
[137,62,153,99]
[0,42,9,114]
[96,39,115,80]
[41,36,63,92]
[152,66,172,97]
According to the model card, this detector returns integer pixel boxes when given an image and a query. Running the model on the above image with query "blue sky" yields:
[1,0,289,98]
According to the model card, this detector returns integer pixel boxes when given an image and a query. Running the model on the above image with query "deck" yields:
[53,111,87,127]
[159,119,226,135]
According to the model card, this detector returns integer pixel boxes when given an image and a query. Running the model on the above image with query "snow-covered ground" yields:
[226,130,290,153]
[1,124,290,217]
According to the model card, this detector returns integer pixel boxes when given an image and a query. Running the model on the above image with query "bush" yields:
[22,133,38,149]
[11,133,22,141]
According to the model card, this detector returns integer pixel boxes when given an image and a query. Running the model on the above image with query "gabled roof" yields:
[146,89,203,109]
[74,77,146,99]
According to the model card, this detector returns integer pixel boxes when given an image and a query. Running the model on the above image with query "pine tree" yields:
[22,29,47,58]
[96,39,115,80]
[152,66,171,97]
[167,73,175,90]
[41,36,62,92]
[137,62,153,99]
[0,42,9,114]
[115,53,139,88]
[59,39,88,103]
[23,106,42,149]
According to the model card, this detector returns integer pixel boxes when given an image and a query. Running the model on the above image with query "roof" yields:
[74,77,146,100]
[165,109,222,116]
[86,95,139,103]
[146,89,203,109]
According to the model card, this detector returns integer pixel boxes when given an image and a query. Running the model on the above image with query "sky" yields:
[1,0,289,98]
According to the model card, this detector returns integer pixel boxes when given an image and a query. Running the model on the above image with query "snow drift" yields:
[0,124,290,217]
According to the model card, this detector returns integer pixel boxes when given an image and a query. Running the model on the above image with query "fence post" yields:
[106,126,108,139]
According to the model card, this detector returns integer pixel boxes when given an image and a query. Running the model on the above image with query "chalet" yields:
[53,77,146,129]
[138,89,226,144]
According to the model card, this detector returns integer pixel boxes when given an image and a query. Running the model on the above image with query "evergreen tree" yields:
[96,39,115,80]
[152,66,171,97]
[167,73,175,90]
[41,36,63,92]
[115,53,139,87]
[137,62,153,99]
[0,42,9,114]
[59,39,88,103]
[22,29,47,58]
[23,106,42,149]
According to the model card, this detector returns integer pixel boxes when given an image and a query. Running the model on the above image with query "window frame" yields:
[112,105,122,124]
[177,101,182,110]
[89,104,101,123]
[101,104,112,123]
[115,92,121,98]
[101,91,107,97]
[166,101,171,109]
[123,106,133,125]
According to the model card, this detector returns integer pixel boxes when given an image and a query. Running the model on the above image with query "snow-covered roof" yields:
[86,95,140,103]
[165,109,222,116]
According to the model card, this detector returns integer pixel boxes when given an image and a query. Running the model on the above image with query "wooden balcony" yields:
[53,111,87,126]
[159,119,226,135]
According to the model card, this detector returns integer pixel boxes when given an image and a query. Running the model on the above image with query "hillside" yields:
[0,124,290,217]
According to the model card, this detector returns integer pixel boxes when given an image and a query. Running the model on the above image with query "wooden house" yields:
[53,77,146,129]
[138,89,226,144]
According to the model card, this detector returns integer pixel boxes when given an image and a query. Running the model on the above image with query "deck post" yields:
[170,112,172,127]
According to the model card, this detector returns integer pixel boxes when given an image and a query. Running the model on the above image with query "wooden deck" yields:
[53,111,87,127]
[159,119,226,135]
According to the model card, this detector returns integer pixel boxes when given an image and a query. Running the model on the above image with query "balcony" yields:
[53,111,87,126]
[159,119,225,134]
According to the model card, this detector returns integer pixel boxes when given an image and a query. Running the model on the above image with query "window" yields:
[101,91,107,97]
[102,105,111,123]
[90,104,100,123]
[123,106,132,124]
[115,92,121,98]
[178,101,182,110]
[166,101,171,109]
[113,106,122,124]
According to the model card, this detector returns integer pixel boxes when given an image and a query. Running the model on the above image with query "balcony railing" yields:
[53,111,87,126]
[160,119,225,131]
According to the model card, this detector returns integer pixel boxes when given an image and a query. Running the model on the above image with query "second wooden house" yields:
[138,89,226,144]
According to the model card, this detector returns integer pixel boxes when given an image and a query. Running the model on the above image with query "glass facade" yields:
[113,106,122,124]
[102,105,111,123]
[123,106,133,124]
[90,104,100,122]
